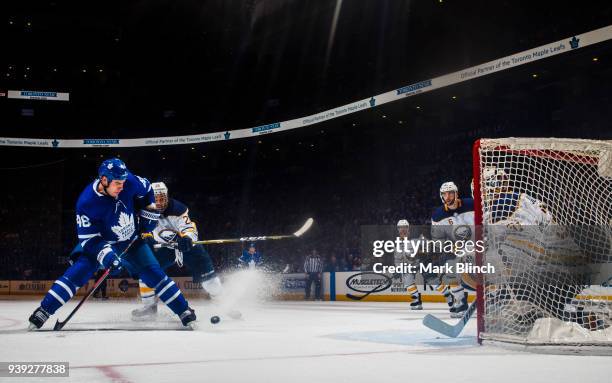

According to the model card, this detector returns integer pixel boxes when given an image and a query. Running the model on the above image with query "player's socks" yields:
[435,284,454,308]
[153,276,188,315]
[40,276,80,315]
[407,284,422,310]
[140,265,189,319]
[38,256,96,315]
[138,279,156,306]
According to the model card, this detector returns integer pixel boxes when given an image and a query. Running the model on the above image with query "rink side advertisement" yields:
[322,271,475,302]
[2,272,610,301]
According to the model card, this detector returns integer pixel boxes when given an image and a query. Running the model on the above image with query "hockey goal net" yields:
[473,138,612,348]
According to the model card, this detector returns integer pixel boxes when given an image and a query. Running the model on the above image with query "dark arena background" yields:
[0,1,611,382]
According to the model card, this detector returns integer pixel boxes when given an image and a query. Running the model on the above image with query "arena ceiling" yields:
[1,1,612,138]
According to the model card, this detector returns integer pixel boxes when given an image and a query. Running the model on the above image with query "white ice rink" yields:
[1,297,611,383]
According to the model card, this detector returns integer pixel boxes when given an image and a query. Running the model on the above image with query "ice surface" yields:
[1,272,610,383]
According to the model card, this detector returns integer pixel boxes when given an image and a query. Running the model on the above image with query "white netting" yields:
[476,138,612,347]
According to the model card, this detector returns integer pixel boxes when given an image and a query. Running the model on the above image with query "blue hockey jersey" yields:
[75,172,154,260]
[239,249,263,265]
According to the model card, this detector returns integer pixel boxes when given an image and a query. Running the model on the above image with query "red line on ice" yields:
[0,315,22,329]
[96,365,133,383]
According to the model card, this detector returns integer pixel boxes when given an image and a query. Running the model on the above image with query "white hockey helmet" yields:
[397,219,409,236]
[439,181,459,203]
[152,182,169,211]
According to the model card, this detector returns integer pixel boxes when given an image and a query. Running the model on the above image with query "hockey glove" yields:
[139,209,161,234]
[99,247,123,271]
[141,232,156,248]
[177,235,193,253]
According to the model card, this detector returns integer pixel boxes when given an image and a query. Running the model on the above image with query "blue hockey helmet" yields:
[98,158,129,182]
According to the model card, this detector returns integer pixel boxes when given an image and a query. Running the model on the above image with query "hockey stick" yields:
[53,237,138,331]
[153,217,314,248]
[422,300,477,338]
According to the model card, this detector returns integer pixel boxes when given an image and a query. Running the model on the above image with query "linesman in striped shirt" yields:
[304,249,324,300]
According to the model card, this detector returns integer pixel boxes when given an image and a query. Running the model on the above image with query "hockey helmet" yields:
[397,219,410,236]
[396,219,410,228]
[98,158,128,182]
[152,182,169,211]
[439,181,459,203]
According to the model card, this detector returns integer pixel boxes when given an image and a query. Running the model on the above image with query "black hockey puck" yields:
[210,315,220,324]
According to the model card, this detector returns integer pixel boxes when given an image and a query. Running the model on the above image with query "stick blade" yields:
[53,320,64,331]
[422,314,461,338]
[293,218,314,237]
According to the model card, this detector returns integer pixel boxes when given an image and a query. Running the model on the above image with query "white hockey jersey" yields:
[484,192,551,226]
[152,198,198,245]
[485,192,584,277]
[431,198,475,242]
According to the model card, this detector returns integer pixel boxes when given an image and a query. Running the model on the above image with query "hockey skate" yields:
[180,307,197,328]
[410,293,423,310]
[131,303,158,321]
[450,292,468,318]
[28,306,51,330]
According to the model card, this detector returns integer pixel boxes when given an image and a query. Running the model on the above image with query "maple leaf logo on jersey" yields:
[111,212,135,242]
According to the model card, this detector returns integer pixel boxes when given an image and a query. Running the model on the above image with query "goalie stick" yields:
[422,300,477,338]
[154,217,314,248]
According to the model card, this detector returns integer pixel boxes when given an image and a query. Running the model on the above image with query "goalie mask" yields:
[439,181,459,203]
[482,167,510,203]
[152,182,169,212]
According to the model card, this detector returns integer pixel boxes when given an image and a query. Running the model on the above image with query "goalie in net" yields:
[474,138,612,348]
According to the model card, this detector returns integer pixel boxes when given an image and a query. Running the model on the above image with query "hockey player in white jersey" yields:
[431,181,475,317]
[131,182,224,320]
[394,219,422,310]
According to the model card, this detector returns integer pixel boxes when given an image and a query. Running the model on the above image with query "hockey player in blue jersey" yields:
[430,181,475,317]
[131,182,225,320]
[238,243,263,268]
[28,158,196,329]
